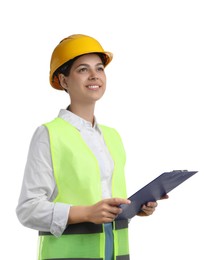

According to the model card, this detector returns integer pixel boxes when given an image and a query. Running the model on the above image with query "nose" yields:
[89,76,98,80]
[88,69,99,80]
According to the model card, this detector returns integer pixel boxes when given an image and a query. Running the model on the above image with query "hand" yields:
[137,201,158,216]
[137,194,169,217]
[87,198,131,224]
[68,198,131,225]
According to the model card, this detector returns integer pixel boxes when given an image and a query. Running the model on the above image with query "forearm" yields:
[67,206,89,224]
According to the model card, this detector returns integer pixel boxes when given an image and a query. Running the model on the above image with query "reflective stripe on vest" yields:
[38,118,129,260]
[41,257,129,260]
[39,220,128,236]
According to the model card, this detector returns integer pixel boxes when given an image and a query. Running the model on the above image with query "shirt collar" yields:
[58,108,101,133]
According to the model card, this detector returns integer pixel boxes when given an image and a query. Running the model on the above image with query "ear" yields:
[58,74,68,91]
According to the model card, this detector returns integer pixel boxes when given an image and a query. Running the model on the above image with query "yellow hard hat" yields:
[49,34,113,90]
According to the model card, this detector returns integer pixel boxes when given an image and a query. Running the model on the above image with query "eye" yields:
[78,67,88,73]
[97,66,104,72]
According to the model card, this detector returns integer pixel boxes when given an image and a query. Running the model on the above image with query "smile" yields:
[86,85,100,90]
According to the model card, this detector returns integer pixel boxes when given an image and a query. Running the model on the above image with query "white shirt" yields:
[16,109,114,237]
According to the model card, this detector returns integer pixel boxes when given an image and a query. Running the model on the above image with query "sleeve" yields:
[16,125,70,237]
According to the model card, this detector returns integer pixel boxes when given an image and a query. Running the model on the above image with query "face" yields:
[59,53,106,106]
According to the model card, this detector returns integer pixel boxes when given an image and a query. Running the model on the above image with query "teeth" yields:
[87,85,99,89]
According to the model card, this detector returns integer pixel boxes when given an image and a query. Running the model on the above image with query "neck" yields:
[69,103,95,125]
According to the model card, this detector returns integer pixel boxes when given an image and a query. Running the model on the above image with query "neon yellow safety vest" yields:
[38,117,130,260]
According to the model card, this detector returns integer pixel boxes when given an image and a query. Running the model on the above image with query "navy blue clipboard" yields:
[117,170,198,220]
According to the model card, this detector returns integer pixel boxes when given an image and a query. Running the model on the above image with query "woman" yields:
[16,34,164,260]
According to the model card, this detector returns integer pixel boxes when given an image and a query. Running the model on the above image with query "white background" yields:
[1,0,215,259]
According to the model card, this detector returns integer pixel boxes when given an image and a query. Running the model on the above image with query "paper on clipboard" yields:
[116,170,198,220]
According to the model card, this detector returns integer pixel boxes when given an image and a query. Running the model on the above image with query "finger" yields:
[105,198,131,206]
[141,207,155,215]
[141,203,156,213]
[142,205,155,212]
[138,209,153,216]
[103,215,117,223]
[160,194,169,200]
[104,208,122,222]
[105,204,123,216]
[99,202,121,215]
[146,201,158,208]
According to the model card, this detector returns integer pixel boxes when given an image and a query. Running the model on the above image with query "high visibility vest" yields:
[38,117,130,260]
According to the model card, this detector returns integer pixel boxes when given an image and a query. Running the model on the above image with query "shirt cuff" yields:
[50,202,71,237]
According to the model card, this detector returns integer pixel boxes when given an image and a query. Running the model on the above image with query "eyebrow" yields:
[74,62,104,69]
